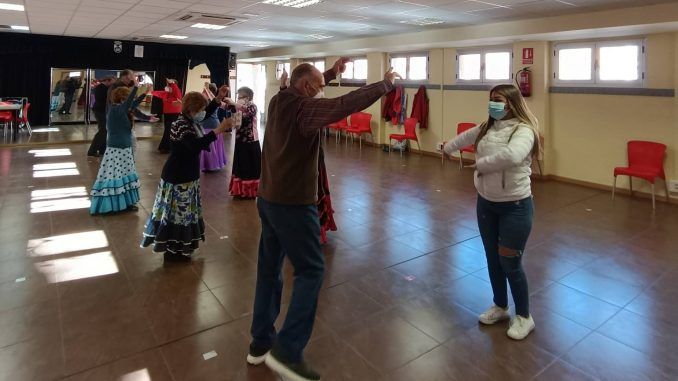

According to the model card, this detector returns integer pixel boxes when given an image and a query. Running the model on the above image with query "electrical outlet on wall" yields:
[436,142,444,151]
[669,180,678,193]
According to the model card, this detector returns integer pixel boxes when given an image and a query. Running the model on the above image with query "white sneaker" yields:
[478,305,510,325]
[507,315,535,340]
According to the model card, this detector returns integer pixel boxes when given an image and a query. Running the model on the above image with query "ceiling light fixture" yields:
[10,25,29,30]
[191,23,226,30]
[247,43,271,48]
[0,2,24,11]
[263,0,322,9]
[160,34,188,40]
[307,33,332,40]
[400,18,444,26]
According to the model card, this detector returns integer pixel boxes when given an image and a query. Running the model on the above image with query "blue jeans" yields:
[251,197,324,362]
[477,195,533,317]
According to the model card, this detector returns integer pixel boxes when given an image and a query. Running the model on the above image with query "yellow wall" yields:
[550,33,676,198]
[254,31,678,200]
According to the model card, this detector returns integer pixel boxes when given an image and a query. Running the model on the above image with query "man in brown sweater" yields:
[248,58,400,381]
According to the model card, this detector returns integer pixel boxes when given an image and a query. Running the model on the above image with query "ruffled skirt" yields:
[140,179,205,256]
[200,130,227,171]
[89,147,140,215]
[229,140,261,198]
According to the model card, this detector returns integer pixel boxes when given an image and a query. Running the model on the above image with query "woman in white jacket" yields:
[444,84,540,340]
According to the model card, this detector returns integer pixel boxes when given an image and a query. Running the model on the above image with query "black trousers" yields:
[59,92,74,114]
[87,110,107,156]
[158,113,179,151]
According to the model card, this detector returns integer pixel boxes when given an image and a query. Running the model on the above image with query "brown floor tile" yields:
[393,291,478,343]
[429,243,488,274]
[0,335,65,380]
[61,349,173,381]
[531,282,620,329]
[131,262,209,306]
[1,140,677,380]
[342,309,439,372]
[563,333,675,381]
[0,299,60,348]
[533,360,600,381]
[526,304,592,356]
[390,253,468,289]
[145,290,233,344]
[304,333,382,381]
[435,274,498,315]
[443,327,556,381]
[316,282,385,336]
[159,322,254,381]
[598,309,678,368]
[351,268,431,307]
[385,344,493,381]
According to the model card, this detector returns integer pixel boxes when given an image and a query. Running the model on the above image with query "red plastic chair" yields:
[345,112,372,150]
[612,140,668,209]
[327,117,348,144]
[454,122,477,169]
[389,117,420,156]
[19,102,31,135]
[0,112,12,135]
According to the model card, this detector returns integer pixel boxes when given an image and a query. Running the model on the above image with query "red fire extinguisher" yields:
[516,67,532,97]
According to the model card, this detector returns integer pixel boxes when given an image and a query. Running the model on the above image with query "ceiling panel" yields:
[1,0,676,51]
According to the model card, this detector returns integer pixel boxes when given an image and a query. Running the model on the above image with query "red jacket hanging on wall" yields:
[410,85,429,129]
[382,85,406,125]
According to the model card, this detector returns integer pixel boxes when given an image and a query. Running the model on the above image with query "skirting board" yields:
[546,174,677,205]
[328,133,676,204]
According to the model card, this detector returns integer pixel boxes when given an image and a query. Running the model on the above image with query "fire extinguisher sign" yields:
[522,48,534,64]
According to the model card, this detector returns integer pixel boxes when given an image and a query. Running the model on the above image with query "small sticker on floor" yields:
[220,236,229,239]
[436,189,441,192]
[404,275,416,281]
[148,173,153,176]
[401,165,406,167]
[585,208,592,212]
[15,277,26,283]
[202,350,218,360]
[27,186,34,189]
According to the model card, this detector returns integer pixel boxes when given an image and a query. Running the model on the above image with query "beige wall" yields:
[550,33,677,198]
[253,31,678,200]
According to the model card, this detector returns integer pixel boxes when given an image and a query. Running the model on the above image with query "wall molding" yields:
[549,87,675,97]
[443,84,493,91]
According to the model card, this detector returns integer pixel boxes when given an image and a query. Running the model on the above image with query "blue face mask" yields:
[193,110,206,122]
[489,101,508,120]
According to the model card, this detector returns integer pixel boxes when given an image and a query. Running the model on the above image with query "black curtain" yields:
[0,33,229,126]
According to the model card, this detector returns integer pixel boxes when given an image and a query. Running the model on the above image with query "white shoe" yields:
[507,315,535,340]
[478,305,510,325]
[247,351,268,365]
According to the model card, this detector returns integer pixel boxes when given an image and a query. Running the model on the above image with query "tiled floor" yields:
[1,123,163,146]
[1,137,677,381]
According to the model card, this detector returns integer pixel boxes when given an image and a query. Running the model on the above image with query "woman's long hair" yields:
[474,84,541,159]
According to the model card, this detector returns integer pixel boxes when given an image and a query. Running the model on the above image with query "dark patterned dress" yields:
[228,101,261,198]
[141,114,217,258]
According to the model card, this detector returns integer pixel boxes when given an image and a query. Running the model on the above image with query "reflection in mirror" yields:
[2,69,163,146]
[50,68,88,124]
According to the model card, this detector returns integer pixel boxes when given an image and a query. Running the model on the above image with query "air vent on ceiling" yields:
[174,12,242,27]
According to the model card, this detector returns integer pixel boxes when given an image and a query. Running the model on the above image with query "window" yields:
[275,61,290,80]
[389,53,428,81]
[554,39,644,86]
[457,47,512,84]
[305,59,325,73]
[341,58,368,81]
